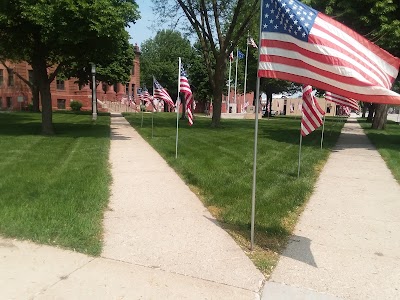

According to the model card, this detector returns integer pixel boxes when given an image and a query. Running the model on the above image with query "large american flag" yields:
[259,0,400,104]
[153,77,174,109]
[325,91,359,111]
[301,85,325,136]
[180,66,194,126]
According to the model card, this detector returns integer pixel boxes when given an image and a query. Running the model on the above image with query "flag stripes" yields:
[325,92,359,111]
[153,77,174,109]
[301,85,325,136]
[180,67,193,126]
[258,0,400,105]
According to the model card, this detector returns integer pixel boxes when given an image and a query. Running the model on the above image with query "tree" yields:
[140,29,193,100]
[152,0,258,127]
[0,0,139,134]
[305,0,400,129]
[140,29,193,117]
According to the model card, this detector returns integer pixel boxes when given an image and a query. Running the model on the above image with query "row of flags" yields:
[136,64,194,126]
[228,37,258,62]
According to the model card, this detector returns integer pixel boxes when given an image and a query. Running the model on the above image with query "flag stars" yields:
[274,24,278,29]
[263,23,268,29]
[289,14,294,18]
[300,17,305,21]
[270,19,274,24]
[270,9,275,13]
[302,32,306,37]
[265,13,269,18]
[294,19,298,24]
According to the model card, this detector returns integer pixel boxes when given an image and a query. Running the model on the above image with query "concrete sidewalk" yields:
[2,115,399,299]
[262,118,400,299]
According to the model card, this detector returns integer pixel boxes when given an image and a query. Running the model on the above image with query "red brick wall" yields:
[0,45,141,111]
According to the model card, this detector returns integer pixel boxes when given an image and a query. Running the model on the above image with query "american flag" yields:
[325,91,359,112]
[248,37,258,49]
[180,66,194,126]
[301,85,325,136]
[259,0,400,104]
[153,77,174,109]
[142,89,152,103]
[229,51,234,62]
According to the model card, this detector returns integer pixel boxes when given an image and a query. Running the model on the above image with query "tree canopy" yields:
[152,0,258,126]
[0,0,139,134]
[140,29,192,100]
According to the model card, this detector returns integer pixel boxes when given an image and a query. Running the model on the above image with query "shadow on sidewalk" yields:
[281,235,317,268]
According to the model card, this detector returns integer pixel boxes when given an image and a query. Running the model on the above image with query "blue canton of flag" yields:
[237,50,245,59]
[262,0,317,42]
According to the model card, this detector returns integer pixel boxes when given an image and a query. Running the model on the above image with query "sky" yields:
[126,0,162,47]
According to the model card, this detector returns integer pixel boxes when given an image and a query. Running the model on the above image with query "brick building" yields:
[0,45,141,111]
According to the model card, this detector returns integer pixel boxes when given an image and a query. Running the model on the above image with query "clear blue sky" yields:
[127,0,160,47]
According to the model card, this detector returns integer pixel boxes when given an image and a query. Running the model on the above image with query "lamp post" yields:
[91,63,97,120]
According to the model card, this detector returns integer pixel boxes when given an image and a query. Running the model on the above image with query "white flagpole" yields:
[320,99,327,149]
[243,33,249,113]
[250,0,264,251]
[152,77,154,139]
[140,90,144,127]
[234,47,239,110]
[175,57,181,159]
[227,55,232,113]
[297,133,303,178]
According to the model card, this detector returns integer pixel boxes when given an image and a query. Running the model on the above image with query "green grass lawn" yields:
[124,112,345,275]
[0,111,110,255]
[359,119,400,183]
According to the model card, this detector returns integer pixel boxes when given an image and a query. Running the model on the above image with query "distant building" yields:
[0,44,141,111]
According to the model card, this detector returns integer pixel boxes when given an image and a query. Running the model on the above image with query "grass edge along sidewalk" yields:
[358,118,400,183]
[0,112,111,256]
[123,112,345,277]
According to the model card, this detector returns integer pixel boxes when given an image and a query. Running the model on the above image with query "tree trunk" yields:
[361,102,369,118]
[372,104,388,129]
[211,59,226,127]
[366,103,376,123]
[180,93,187,120]
[34,60,54,135]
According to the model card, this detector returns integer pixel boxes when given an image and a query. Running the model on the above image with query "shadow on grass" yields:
[0,112,110,138]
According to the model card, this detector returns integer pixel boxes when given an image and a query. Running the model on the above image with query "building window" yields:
[131,64,135,75]
[6,97,12,108]
[327,106,331,113]
[0,97,2,108]
[114,83,119,93]
[56,79,65,90]
[0,69,3,86]
[57,99,66,109]
[131,84,135,95]
[125,83,129,95]
[8,69,14,86]
[28,70,34,83]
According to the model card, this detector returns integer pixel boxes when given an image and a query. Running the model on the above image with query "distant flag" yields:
[343,106,351,116]
[180,66,194,126]
[301,85,325,136]
[153,77,175,109]
[142,89,152,103]
[229,51,234,62]
[258,0,400,105]
[237,50,245,59]
[247,37,258,49]
[138,91,144,104]
[325,92,359,111]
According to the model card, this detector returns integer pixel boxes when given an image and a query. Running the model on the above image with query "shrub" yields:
[70,100,83,111]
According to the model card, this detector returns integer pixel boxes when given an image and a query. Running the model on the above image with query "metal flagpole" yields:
[250,0,264,251]
[141,92,144,127]
[175,57,181,159]
[151,77,154,139]
[243,32,249,113]
[234,47,239,109]
[227,54,232,113]
[320,99,327,149]
[298,133,303,178]
[250,77,261,251]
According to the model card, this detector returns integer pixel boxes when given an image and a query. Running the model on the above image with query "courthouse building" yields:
[0,44,141,111]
